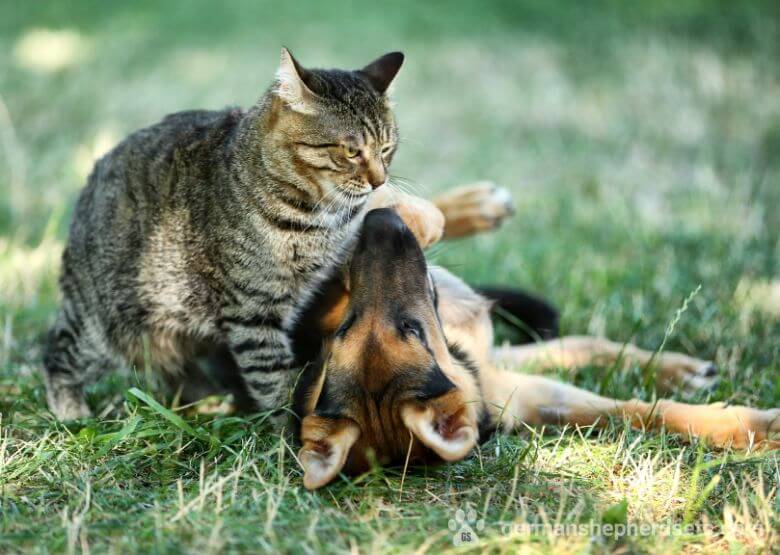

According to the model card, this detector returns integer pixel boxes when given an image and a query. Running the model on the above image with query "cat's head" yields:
[293,209,481,489]
[260,48,404,203]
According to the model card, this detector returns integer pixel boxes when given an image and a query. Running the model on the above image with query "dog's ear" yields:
[400,390,476,461]
[298,416,360,490]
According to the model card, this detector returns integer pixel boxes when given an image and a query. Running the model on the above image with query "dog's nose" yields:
[349,208,428,305]
[349,208,427,294]
[361,208,408,241]
[357,208,421,258]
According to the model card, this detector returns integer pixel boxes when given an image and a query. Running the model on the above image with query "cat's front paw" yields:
[392,197,445,249]
[366,187,445,248]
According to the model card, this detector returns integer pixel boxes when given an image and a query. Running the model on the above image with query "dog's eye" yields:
[336,313,356,338]
[400,319,424,340]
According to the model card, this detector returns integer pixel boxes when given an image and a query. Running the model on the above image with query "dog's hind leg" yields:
[481,370,780,450]
[492,336,718,394]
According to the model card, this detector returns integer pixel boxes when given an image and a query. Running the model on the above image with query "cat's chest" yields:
[266,223,358,326]
[242,201,367,304]
[276,224,353,276]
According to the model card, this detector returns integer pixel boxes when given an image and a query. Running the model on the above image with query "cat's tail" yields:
[474,286,559,344]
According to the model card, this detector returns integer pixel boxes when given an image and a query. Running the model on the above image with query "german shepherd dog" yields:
[287,184,780,490]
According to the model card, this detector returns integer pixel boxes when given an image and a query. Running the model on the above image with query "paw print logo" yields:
[448,507,485,546]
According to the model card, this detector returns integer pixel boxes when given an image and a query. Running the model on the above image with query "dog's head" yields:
[293,208,480,489]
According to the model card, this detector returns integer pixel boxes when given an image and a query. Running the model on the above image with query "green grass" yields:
[1,1,779,552]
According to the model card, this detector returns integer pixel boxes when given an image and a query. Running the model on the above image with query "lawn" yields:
[1,1,779,552]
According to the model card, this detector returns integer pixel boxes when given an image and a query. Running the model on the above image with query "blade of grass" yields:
[127,387,216,445]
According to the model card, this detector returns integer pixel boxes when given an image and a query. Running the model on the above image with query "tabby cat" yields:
[43,49,440,422]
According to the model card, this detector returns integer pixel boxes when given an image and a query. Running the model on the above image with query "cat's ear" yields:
[276,47,318,114]
[298,416,360,490]
[360,52,404,95]
[400,390,476,461]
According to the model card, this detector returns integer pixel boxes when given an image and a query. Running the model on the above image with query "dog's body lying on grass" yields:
[283,185,780,489]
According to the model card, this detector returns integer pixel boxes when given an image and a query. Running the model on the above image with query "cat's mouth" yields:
[338,181,374,198]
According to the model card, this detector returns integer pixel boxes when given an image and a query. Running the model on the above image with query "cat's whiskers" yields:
[317,188,352,229]
[309,187,336,213]
[300,186,334,227]
[395,136,422,147]
[336,193,350,229]
[386,179,413,198]
[424,241,455,263]
[385,180,404,195]
[341,189,359,228]
[389,175,424,196]
[386,180,421,201]
[306,186,342,231]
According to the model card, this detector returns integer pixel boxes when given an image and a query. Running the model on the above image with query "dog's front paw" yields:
[655,352,719,395]
[433,182,515,239]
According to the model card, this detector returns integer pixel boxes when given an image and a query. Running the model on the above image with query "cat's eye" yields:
[344,145,360,158]
[380,144,394,157]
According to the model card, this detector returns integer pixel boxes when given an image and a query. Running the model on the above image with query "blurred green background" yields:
[2,0,779,358]
[1,1,779,552]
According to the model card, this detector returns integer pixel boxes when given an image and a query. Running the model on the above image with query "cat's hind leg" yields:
[158,337,256,413]
[42,301,116,420]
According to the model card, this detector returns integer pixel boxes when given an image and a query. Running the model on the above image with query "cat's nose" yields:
[366,162,386,189]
